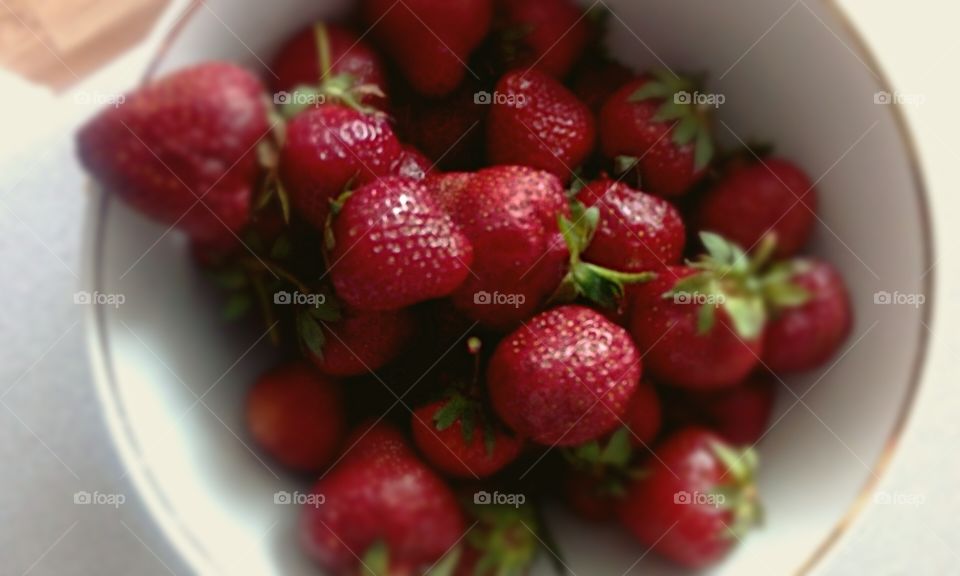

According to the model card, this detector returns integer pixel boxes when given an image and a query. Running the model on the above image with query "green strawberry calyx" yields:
[459,497,542,576]
[709,441,764,541]
[551,201,656,310]
[562,428,648,497]
[628,68,717,171]
[663,232,811,340]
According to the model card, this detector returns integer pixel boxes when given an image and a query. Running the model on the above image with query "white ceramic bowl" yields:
[83,0,932,574]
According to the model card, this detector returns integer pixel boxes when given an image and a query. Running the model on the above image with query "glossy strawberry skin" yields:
[390,146,433,181]
[412,400,523,478]
[489,306,641,446]
[280,105,403,228]
[78,62,269,244]
[763,260,852,373]
[495,0,591,79]
[301,424,465,575]
[329,177,474,311]
[270,24,389,110]
[601,78,706,198]
[245,362,345,472]
[630,266,762,389]
[487,70,596,180]
[624,379,662,446]
[363,0,493,97]
[577,178,686,273]
[696,158,817,258]
[309,307,417,377]
[619,428,740,569]
[444,166,571,330]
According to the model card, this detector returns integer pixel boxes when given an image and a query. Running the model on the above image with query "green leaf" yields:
[269,235,292,260]
[614,155,640,175]
[672,115,700,147]
[600,428,633,466]
[297,312,327,358]
[700,232,734,264]
[764,282,811,309]
[433,396,468,431]
[694,128,715,170]
[360,541,390,576]
[276,180,291,224]
[222,293,253,321]
[721,295,766,341]
[652,101,688,123]
[424,547,462,576]
[697,301,717,334]
[628,83,674,102]
[307,297,342,322]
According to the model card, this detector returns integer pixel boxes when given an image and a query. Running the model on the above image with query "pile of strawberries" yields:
[78,0,853,573]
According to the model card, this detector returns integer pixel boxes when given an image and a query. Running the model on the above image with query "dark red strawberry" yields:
[246,362,345,472]
[576,177,686,273]
[764,259,852,373]
[696,157,817,258]
[444,166,570,329]
[494,0,591,79]
[691,375,776,445]
[363,0,493,97]
[396,85,488,171]
[390,146,433,181]
[412,398,523,478]
[424,171,474,213]
[77,62,270,245]
[327,176,474,311]
[573,60,633,113]
[489,305,641,446]
[301,423,465,575]
[306,305,417,377]
[280,105,403,228]
[600,71,716,198]
[623,379,662,446]
[270,23,389,114]
[563,470,618,522]
[619,427,762,569]
[487,69,596,180]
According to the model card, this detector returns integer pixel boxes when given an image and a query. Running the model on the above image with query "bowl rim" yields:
[81,1,937,574]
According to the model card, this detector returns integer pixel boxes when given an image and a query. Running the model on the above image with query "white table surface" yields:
[1,1,958,575]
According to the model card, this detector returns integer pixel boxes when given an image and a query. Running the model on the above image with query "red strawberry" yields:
[424,171,474,213]
[600,71,716,198]
[489,305,641,446]
[245,362,345,472]
[77,62,270,245]
[623,379,662,446]
[280,105,403,228]
[412,397,523,478]
[563,470,618,522]
[270,23,389,114]
[454,493,540,576]
[397,85,488,171]
[619,427,762,569]
[691,375,776,445]
[487,69,596,180]
[390,146,433,181]
[301,423,465,575]
[327,176,474,311]
[363,0,493,97]
[494,0,591,79]
[763,259,852,373]
[444,166,570,329]
[306,305,417,377]
[573,60,634,113]
[696,157,817,258]
[576,178,686,273]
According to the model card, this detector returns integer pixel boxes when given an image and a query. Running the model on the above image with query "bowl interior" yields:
[87,0,930,574]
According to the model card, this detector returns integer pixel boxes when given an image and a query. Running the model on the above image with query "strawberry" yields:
[412,398,523,478]
[77,62,270,245]
[576,178,686,273]
[691,375,776,445]
[494,0,591,79]
[563,470,618,522]
[573,60,633,114]
[630,233,811,389]
[763,259,852,373]
[600,71,716,198]
[301,423,465,575]
[619,427,762,569]
[623,379,662,446]
[390,146,433,181]
[363,0,493,97]
[270,23,389,115]
[488,305,641,446]
[279,105,403,228]
[454,492,541,576]
[487,69,596,180]
[245,362,345,472]
[396,84,488,171]
[696,157,817,258]
[305,305,417,377]
[327,176,474,311]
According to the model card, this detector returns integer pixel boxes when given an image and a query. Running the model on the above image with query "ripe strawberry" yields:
[301,423,465,575]
[77,62,270,244]
[576,178,686,273]
[453,493,540,576]
[327,176,474,311]
[563,470,618,522]
[270,23,389,114]
[763,259,852,373]
[696,157,817,258]
[600,71,716,198]
[390,146,432,181]
[619,427,762,569]
[694,375,776,445]
[280,105,403,228]
[363,0,493,97]
[487,69,596,180]
[623,379,662,446]
[424,171,474,213]
[396,85,488,171]
[306,305,417,377]
[412,397,523,478]
[246,362,345,472]
[573,60,633,113]
[488,305,641,446]
[494,0,591,79]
